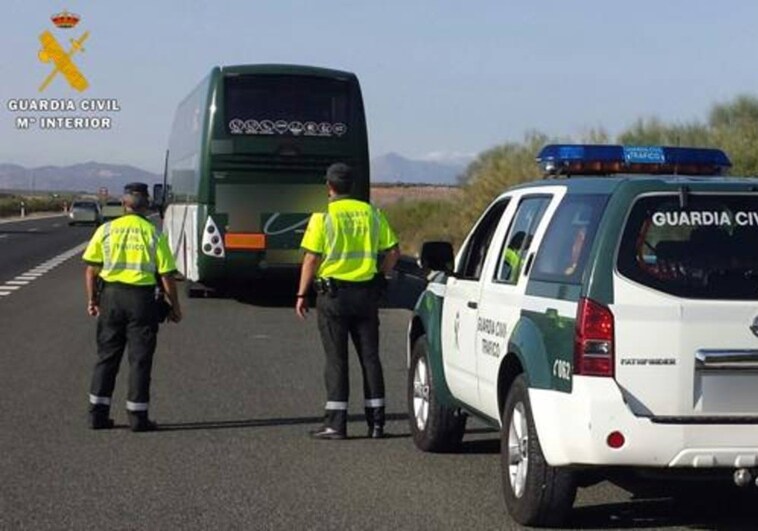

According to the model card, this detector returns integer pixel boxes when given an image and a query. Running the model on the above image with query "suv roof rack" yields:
[537,144,731,178]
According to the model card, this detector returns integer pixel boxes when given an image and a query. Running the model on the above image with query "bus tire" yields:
[501,374,576,527]
[187,283,208,298]
[408,335,466,453]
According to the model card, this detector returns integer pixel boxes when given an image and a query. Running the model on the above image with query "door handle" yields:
[523,252,535,276]
[467,301,478,309]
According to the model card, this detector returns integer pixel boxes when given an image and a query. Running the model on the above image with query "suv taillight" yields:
[574,297,614,377]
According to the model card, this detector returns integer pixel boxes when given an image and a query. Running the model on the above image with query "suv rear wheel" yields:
[501,375,576,527]
[408,335,466,452]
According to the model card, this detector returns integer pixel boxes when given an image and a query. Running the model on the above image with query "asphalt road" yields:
[1,218,757,530]
[0,214,93,286]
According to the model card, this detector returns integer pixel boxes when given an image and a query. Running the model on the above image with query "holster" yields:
[154,288,172,323]
[314,278,337,297]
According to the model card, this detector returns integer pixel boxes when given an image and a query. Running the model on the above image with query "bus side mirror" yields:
[419,241,454,273]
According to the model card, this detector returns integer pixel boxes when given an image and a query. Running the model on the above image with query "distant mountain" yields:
[0,162,161,193]
[371,152,469,185]
[0,154,470,192]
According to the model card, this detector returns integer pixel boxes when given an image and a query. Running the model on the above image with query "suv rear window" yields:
[531,194,608,284]
[617,194,758,299]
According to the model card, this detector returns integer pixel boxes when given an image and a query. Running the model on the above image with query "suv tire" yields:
[501,374,576,527]
[408,335,466,452]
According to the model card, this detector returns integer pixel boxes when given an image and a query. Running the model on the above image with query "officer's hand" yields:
[87,302,99,317]
[169,307,183,323]
[295,297,309,319]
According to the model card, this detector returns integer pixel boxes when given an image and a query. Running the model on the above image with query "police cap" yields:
[325,163,354,186]
[124,182,150,196]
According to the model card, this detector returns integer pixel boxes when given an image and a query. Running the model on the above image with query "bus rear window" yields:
[617,194,758,299]
[225,75,350,137]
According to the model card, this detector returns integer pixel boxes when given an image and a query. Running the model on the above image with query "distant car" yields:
[101,199,124,221]
[68,200,101,226]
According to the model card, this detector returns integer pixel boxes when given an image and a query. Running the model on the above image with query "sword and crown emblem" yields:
[38,10,90,92]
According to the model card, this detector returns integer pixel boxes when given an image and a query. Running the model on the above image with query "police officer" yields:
[82,183,182,432]
[296,163,400,440]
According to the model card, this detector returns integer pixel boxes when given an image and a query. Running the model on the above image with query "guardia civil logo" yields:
[6,9,119,131]
[38,10,90,93]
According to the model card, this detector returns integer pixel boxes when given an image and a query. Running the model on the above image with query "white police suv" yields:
[407,144,758,527]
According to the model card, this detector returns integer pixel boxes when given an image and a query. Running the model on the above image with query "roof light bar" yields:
[537,144,731,177]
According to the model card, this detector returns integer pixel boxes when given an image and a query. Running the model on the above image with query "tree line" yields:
[384,94,758,254]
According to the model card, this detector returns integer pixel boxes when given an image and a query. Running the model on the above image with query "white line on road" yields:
[27,228,39,232]
[0,235,7,240]
[0,241,88,300]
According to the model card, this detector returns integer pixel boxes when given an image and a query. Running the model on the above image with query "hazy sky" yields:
[2,1,758,173]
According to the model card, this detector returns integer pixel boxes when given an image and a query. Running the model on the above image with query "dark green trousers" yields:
[316,284,386,432]
[89,284,158,412]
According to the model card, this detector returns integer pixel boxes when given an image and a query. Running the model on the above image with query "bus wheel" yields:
[187,282,215,298]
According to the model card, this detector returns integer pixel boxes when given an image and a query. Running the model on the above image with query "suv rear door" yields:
[474,189,563,420]
[614,191,758,418]
[442,198,510,408]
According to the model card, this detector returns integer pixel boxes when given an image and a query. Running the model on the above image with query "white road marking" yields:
[0,241,87,300]
[27,228,39,232]
[0,235,8,240]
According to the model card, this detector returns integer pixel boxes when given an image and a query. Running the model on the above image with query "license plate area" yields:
[694,349,758,414]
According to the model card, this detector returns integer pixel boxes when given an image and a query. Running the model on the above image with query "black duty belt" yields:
[314,277,375,295]
[101,281,155,291]
[331,278,374,288]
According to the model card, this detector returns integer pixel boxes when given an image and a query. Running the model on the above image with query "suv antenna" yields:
[679,185,689,209]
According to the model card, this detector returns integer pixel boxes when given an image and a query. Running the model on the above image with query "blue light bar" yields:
[536,144,732,177]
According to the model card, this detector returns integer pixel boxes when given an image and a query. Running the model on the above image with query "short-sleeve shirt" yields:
[83,213,177,286]
[301,198,398,282]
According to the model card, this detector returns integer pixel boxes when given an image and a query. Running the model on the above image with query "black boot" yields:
[366,406,386,438]
[89,404,114,430]
[128,411,157,432]
[309,426,346,440]
[368,425,385,439]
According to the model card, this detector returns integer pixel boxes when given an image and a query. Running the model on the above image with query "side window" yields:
[531,194,609,284]
[457,199,510,280]
[494,196,551,284]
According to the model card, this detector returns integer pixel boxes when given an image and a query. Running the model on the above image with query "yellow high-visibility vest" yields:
[82,214,176,286]
[301,198,398,282]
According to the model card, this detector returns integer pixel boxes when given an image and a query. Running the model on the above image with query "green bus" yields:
[162,64,370,291]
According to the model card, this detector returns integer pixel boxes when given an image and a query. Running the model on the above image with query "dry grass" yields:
[371,185,461,208]
[373,185,465,255]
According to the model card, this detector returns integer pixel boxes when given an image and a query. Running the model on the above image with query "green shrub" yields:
[388,94,758,256]
[0,195,69,218]
[384,199,468,256]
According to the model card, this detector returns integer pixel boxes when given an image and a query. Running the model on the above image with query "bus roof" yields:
[218,64,358,81]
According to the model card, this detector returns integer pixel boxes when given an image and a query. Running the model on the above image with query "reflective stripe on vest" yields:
[323,206,379,263]
[101,221,158,274]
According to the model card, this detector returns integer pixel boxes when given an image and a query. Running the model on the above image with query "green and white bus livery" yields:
[162,64,370,289]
